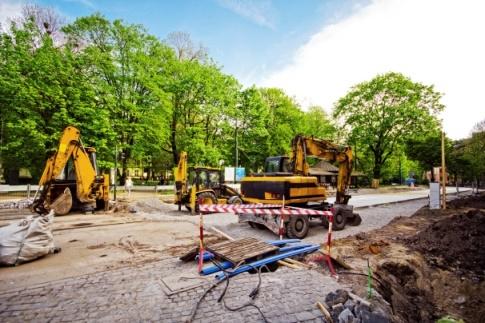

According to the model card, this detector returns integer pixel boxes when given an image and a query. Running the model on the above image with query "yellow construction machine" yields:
[240,135,361,236]
[174,151,243,214]
[31,126,109,215]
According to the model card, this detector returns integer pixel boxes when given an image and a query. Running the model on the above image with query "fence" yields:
[0,183,242,204]
[0,185,39,201]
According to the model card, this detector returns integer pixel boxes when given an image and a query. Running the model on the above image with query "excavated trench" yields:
[326,193,485,323]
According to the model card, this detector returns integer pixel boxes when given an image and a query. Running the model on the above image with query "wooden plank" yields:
[206,237,278,264]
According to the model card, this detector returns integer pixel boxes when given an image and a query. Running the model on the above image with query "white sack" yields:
[0,210,55,265]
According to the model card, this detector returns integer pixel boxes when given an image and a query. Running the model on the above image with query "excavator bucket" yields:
[49,188,73,216]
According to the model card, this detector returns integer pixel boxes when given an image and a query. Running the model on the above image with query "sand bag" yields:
[0,210,55,265]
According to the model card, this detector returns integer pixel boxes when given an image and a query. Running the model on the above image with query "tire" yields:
[286,214,310,239]
[332,211,346,231]
[195,192,217,213]
[197,191,217,205]
[349,213,362,226]
[227,196,243,205]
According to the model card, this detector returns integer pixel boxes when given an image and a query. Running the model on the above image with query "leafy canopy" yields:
[334,72,444,180]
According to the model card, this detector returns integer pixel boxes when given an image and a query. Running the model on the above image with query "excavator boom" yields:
[290,135,353,204]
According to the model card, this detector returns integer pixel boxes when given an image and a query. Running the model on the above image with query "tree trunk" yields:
[121,154,127,185]
[372,151,382,188]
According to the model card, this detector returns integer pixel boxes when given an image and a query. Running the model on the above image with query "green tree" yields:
[465,119,485,190]
[63,14,173,181]
[260,88,305,157]
[405,133,455,182]
[302,105,336,140]
[334,72,444,186]
[231,87,270,172]
[0,17,111,182]
[163,33,240,166]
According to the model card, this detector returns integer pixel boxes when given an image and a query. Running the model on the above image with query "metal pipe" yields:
[215,245,319,280]
[199,243,313,275]
[196,240,303,263]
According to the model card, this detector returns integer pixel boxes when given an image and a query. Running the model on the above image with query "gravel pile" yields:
[0,198,33,209]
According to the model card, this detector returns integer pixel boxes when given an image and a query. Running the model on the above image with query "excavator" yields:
[174,151,243,214]
[240,135,361,237]
[31,126,109,215]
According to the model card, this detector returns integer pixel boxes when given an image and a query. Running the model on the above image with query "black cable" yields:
[217,264,270,323]
[188,260,271,323]
[187,259,242,322]
[187,278,225,323]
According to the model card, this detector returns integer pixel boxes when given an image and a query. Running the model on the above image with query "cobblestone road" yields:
[0,257,344,322]
[0,198,438,322]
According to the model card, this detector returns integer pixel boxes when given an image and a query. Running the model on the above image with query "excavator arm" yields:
[290,135,353,204]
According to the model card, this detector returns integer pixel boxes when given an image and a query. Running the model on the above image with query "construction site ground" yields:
[0,189,483,322]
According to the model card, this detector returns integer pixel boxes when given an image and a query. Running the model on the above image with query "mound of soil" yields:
[405,208,485,278]
[328,193,485,323]
[447,193,485,209]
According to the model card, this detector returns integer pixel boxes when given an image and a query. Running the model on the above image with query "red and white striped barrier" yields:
[198,204,333,216]
[198,204,281,213]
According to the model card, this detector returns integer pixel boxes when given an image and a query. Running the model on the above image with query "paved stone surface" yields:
[0,257,344,322]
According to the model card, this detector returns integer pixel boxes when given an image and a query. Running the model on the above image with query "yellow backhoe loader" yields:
[240,135,361,236]
[31,126,109,215]
[174,152,242,214]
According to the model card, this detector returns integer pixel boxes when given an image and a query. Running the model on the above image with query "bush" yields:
[132,179,159,186]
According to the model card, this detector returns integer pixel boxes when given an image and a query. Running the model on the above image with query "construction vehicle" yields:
[240,135,361,238]
[31,126,109,215]
[174,152,243,214]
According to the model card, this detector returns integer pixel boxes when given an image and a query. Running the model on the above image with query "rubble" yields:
[0,198,33,209]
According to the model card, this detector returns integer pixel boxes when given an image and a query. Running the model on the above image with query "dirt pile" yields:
[325,193,485,323]
[406,208,485,278]
[447,193,485,209]
[110,197,175,214]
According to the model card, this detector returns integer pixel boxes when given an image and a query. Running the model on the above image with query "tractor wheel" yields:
[286,214,310,239]
[332,210,347,231]
[349,213,362,226]
[197,191,217,205]
[196,192,217,213]
[227,196,243,205]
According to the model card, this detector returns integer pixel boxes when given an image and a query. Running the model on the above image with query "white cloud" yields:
[261,0,485,139]
[216,0,275,29]
[64,0,95,9]
[0,0,23,29]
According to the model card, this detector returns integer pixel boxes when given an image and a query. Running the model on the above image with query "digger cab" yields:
[190,167,223,191]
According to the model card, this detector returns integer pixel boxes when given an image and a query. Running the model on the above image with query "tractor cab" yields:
[263,156,292,175]
[190,167,222,190]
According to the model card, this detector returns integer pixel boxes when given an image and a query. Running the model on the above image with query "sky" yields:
[1,0,484,139]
